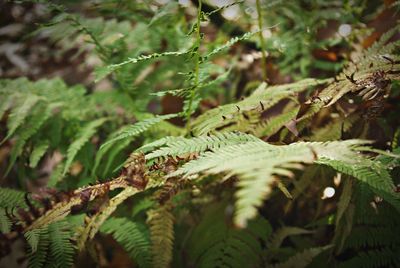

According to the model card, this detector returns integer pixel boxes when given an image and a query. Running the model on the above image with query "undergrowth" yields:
[0,0,399,267]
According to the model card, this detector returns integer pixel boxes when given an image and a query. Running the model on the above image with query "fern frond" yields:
[101,217,152,267]
[333,177,355,253]
[192,79,328,135]
[306,26,400,108]
[29,140,50,168]
[202,30,259,61]
[25,177,130,231]
[0,208,12,233]
[25,228,43,253]
[76,187,138,250]
[2,95,42,143]
[144,131,258,160]
[171,138,384,226]
[100,114,178,149]
[0,187,27,208]
[271,246,331,268]
[95,51,188,82]
[317,158,399,210]
[308,114,359,141]
[47,221,75,268]
[147,203,174,268]
[63,117,108,175]
[5,103,57,175]
[338,248,400,268]
[268,227,313,249]
[28,227,49,268]
[188,204,271,268]
[252,106,299,138]
[344,226,400,249]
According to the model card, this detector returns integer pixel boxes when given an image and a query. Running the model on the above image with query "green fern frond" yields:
[0,187,27,208]
[317,158,399,210]
[271,246,331,268]
[100,114,178,150]
[27,227,49,268]
[202,30,259,62]
[29,140,50,168]
[192,78,328,136]
[25,228,43,253]
[5,103,57,176]
[333,177,355,253]
[268,227,313,249]
[0,208,12,233]
[2,95,42,143]
[144,131,258,160]
[95,51,188,82]
[344,226,400,249]
[308,114,359,141]
[47,221,75,268]
[171,138,383,226]
[188,203,271,268]
[63,117,108,175]
[101,217,152,268]
[253,106,300,138]
[147,203,174,268]
[338,248,400,268]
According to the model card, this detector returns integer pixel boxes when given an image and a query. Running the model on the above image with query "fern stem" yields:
[185,0,202,133]
[256,0,267,81]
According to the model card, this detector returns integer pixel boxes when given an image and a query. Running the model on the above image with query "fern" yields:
[47,221,75,268]
[28,227,50,268]
[95,51,189,82]
[5,103,57,175]
[76,186,138,250]
[26,221,74,268]
[306,26,400,108]
[0,208,12,233]
[2,95,42,143]
[192,79,328,136]
[187,203,272,268]
[63,117,108,175]
[171,138,393,226]
[267,226,313,249]
[317,159,400,211]
[147,203,174,268]
[1,2,400,266]
[333,177,355,253]
[0,187,27,208]
[253,106,300,138]
[338,248,400,268]
[144,131,258,160]
[271,246,331,268]
[101,217,152,267]
[29,140,50,168]
[25,228,43,253]
[100,114,178,149]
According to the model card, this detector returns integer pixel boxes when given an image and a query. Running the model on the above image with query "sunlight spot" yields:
[338,24,352,37]
[322,187,335,199]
